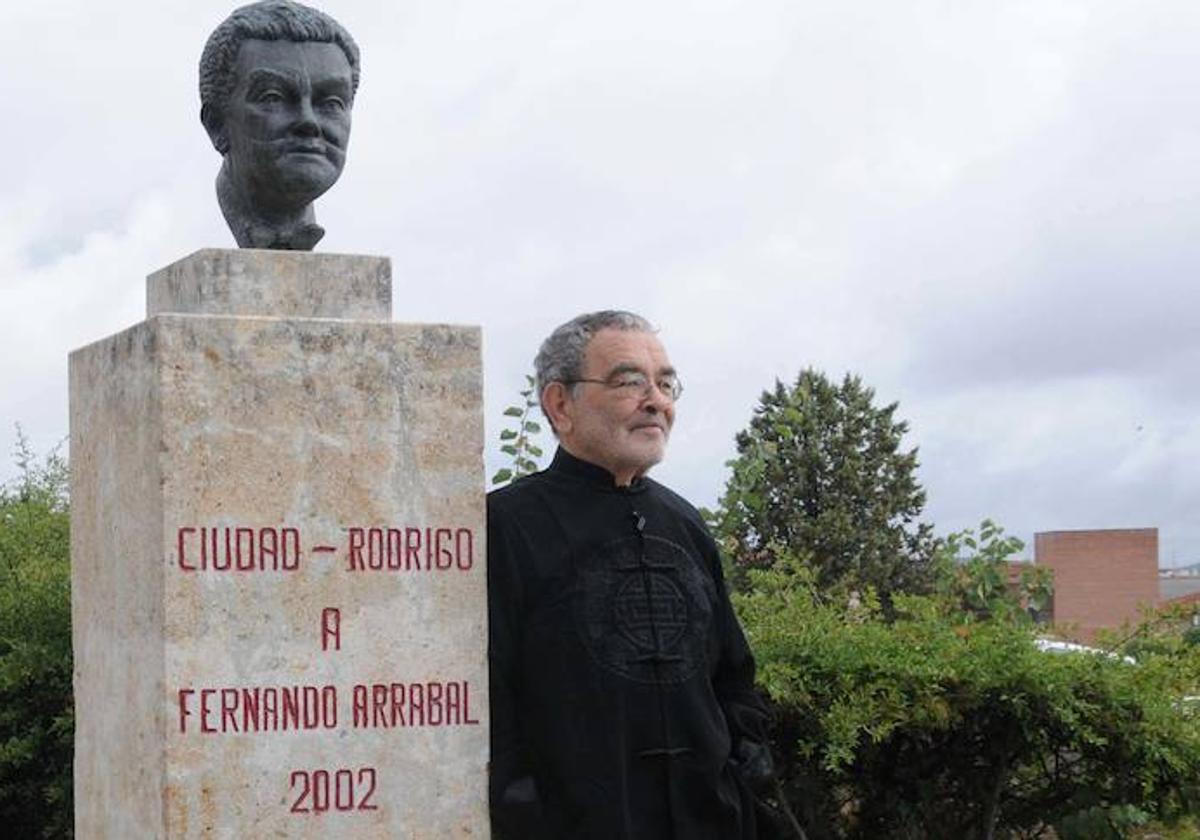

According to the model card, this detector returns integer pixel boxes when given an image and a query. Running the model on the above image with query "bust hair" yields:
[199,0,360,147]
[534,310,655,421]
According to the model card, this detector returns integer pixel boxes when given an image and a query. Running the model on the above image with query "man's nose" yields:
[641,384,673,414]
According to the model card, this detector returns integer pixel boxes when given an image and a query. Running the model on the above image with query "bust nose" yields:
[292,97,320,137]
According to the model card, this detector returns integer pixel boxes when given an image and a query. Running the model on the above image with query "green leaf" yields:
[491,468,513,484]
[499,429,518,440]
[503,406,523,417]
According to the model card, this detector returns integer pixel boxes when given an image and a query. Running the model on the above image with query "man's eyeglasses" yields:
[564,371,684,402]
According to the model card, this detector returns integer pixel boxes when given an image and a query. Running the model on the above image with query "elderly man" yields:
[199,0,359,250]
[488,311,771,840]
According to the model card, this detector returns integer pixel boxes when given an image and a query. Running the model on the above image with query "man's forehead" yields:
[233,38,352,80]
[585,328,673,373]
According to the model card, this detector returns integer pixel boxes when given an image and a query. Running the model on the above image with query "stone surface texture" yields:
[147,249,391,320]
[71,250,487,838]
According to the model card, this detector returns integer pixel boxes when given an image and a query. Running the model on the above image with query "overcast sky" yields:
[2,0,1196,565]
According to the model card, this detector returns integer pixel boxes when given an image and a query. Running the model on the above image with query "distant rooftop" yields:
[1161,561,1200,577]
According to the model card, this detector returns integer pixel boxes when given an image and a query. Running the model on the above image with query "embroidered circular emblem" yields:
[613,573,689,650]
[574,534,716,684]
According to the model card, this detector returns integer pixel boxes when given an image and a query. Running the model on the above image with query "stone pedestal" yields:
[70,249,488,839]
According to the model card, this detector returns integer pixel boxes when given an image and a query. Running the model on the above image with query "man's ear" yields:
[200,104,230,154]
[541,382,573,437]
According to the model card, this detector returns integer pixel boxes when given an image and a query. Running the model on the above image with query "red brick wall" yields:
[1034,529,1158,641]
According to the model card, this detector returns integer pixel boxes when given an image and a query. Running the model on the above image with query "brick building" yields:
[1034,528,1159,641]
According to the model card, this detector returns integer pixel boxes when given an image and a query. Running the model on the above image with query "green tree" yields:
[0,430,73,838]
[717,369,934,598]
[933,519,1052,625]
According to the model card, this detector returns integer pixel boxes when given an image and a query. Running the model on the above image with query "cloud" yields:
[2,0,1197,565]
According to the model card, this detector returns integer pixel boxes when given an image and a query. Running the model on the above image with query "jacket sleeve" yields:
[705,531,770,752]
[487,496,548,838]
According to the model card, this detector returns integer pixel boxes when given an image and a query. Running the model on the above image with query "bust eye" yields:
[319,96,348,111]
[255,89,286,105]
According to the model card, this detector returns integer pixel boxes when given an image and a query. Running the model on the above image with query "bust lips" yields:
[284,142,328,155]
[255,137,343,163]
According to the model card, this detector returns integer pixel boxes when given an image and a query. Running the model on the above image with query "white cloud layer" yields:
[2,0,1196,564]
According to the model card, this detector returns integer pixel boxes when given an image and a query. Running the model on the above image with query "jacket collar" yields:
[548,447,648,494]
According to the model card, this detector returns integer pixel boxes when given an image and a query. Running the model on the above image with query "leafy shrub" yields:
[0,432,73,838]
[735,543,1200,839]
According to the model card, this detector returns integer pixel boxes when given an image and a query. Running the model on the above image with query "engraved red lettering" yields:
[290,770,310,813]
[235,528,255,571]
[387,528,403,570]
[322,686,338,728]
[282,686,300,729]
[303,686,319,729]
[178,688,194,733]
[321,608,341,652]
[446,681,461,724]
[391,683,406,727]
[464,681,479,725]
[352,684,367,727]
[211,529,231,571]
[312,769,330,813]
[260,527,278,569]
[435,528,453,569]
[427,682,444,726]
[263,687,278,730]
[335,769,354,811]
[178,528,196,571]
[292,768,379,814]
[406,527,422,570]
[242,687,260,732]
[368,528,384,570]
[282,528,300,571]
[348,528,364,571]
[221,688,239,732]
[410,683,424,726]
[372,684,388,727]
[200,688,216,734]
[456,528,474,570]
[359,767,378,810]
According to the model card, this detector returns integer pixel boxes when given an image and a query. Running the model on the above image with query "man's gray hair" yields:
[535,310,655,401]
[200,0,360,141]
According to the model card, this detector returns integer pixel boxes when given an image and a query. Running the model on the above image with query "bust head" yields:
[199,1,360,250]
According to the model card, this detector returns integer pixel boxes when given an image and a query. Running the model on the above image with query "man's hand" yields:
[732,739,775,794]
[493,775,545,840]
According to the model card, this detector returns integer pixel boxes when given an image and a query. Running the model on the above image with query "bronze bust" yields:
[199,1,359,250]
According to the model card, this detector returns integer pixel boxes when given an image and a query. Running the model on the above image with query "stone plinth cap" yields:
[147,248,391,320]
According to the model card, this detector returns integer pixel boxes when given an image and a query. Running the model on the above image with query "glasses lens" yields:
[656,375,682,400]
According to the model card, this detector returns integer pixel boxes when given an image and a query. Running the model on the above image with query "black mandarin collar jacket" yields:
[488,447,767,840]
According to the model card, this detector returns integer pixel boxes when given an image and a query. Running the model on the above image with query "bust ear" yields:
[200,104,230,155]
